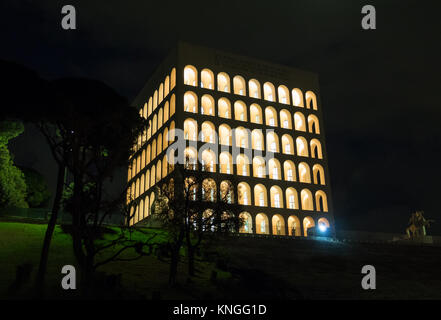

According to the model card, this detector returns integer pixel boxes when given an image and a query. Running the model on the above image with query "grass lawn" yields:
[1,218,441,299]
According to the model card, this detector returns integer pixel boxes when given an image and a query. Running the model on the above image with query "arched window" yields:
[185,176,198,200]
[153,90,158,110]
[281,134,294,155]
[248,79,261,99]
[170,68,176,89]
[292,88,304,107]
[200,121,216,143]
[253,156,266,178]
[298,162,311,183]
[234,101,247,121]
[202,178,217,201]
[250,103,263,124]
[158,108,163,129]
[239,212,253,233]
[150,166,156,187]
[218,97,231,119]
[310,139,323,159]
[235,127,250,148]
[265,107,278,127]
[156,160,162,183]
[280,109,292,129]
[158,83,164,104]
[266,131,279,153]
[236,154,250,176]
[318,217,330,232]
[170,94,176,116]
[152,114,157,134]
[164,101,169,123]
[254,184,267,207]
[220,180,234,203]
[270,186,283,208]
[301,189,314,211]
[285,188,299,209]
[233,76,246,96]
[284,160,296,181]
[308,115,320,134]
[256,213,269,234]
[251,129,264,150]
[303,216,315,237]
[157,133,162,155]
[164,76,170,97]
[184,118,198,141]
[315,190,328,212]
[219,124,232,146]
[200,68,214,89]
[145,170,150,191]
[184,65,197,86]
[312,164,325,185]
[238,182,252,205]
[219,152,233,174]
[272,214,286,235]
[148,97,153,117]
[201,149,216,172]
[217,72,230,92]
[296,137,308,157]
[201,94,215,116]
[146,145,151,164]
[162,155,168,177]
[305,91,318,110]
[294,112,306,131]
[263,82,276,102]
[169,121,175,143]
[184,91,198,113]
[184,147,198,170]
[268,158,281,180]
[288,215,301,236]
[142,103,147,119]
[278,85,290,104]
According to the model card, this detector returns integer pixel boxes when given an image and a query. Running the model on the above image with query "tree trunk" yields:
[34,164,66,297]
[169,247,179,287]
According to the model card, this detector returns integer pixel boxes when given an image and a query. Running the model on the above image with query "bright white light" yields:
[319,224,327,232]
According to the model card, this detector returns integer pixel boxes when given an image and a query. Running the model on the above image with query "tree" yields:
[152,159,243,285]
[21,167,51,208]
[0,120,28,208]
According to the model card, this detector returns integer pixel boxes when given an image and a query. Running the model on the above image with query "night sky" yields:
[2,1,440,234]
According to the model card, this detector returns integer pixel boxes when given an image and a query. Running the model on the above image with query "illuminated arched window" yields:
[248,79,261,99]
[164,101,169,123]
[162,155,168,177]
[201,68,214,89]
[303,216,315,237]
[170,68,176,89]
[266,131,279,153]
[201,149,216,172]
[268,158,281,180]
[308,115,320,134]
[284,160,296,182]
[280,109,292,129]
[296,137,308,157]
[184,147,198,170]
[294,112,306,132]
[238,182,251,205]
[235,127,250,148]
[305,91,318,110]
[281,134,294,155]
[145,170,150,191]
[310,139,323,159]
[157,133,162,155]
[184,65,197,86]
[201,94,215,116]
[146,145,151,164]
[218,97,231,119]
[236,154,250,176]
[315,191,328,212]
[184,118,197,141]
[219,152,233,174]
[285,188,299,209]
[253,156,266,178]
[251,129,264,150]
[239,212,253,233]
[200,121,216,143]
[170,94,176,116]
[292,88,304,107]
[301,189,314,211]
[318,217,330,232]
[219,124,232,146]
[263,82,276,101]
[184,91,198,113]
[143,103,147,119]
[312,164,325,185]
[265,106,278,127]
[156,160,161,183]
[220,180,234,203]
[288,215,301,236]
[202,178,216,202]
[233,76,246,96]
[250,103,263,124]
[272,214,286,235]
[298,162,311,183]
[151,139,157,160]
[254,184,267,207]
[217,72,230,92]
[152,114,157,134]
[153,90,158,110]
[169,121,175,143]
[158,108,163,129]
[234,101,247,121]
[270,186,283,208]
[158,83,164,104]
[150,166,156,187]
[164,76,170,97]
[278,85,290,104]
[148,97,153,117]
[256,213,269,234]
